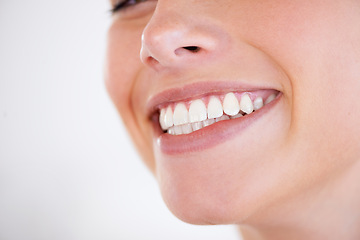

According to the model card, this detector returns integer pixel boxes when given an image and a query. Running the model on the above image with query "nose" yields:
[140,4,226,71]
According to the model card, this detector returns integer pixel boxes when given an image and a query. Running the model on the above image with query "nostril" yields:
[174,46,201,56]
[144,56,160,68]
[183,46,201,53]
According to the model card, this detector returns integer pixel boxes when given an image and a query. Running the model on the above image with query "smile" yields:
[159,90,280,135]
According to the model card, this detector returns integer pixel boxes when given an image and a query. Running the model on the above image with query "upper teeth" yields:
[207,96,223,119]
[223,92,240,116]
[159,92,277,135]
[189,99,207,123]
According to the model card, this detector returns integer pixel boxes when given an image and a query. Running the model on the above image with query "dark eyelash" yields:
[111,1,128,13]
[110,0,145,14]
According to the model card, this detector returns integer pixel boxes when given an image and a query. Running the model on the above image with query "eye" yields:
[111,0,148,13]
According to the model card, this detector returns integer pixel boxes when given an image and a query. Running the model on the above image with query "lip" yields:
[152,92,282,155]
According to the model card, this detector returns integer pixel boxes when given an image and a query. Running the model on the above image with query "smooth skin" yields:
[105,1,360,239]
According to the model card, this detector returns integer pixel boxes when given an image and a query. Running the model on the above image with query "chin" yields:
[159,180,249,225]
[153,145,274,226]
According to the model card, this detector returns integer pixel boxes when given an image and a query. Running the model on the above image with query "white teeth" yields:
[168,127,175,135]
[191,122,203,131]
[181,124,193,134]
[223,92,240,116]
[203,118,215,127]
[215,115,230,122]
[240,93,254,114]
[189,99,207,123]
[159,106,174,130]
[164,106,174,128]
[265,94,276,104]
[207,96,223,119]
[159,108,167,130]
[230,113,243,119]
[174,125,183,135]
[173,103,189,126]
[160,91,278,135]
[253,97,264,110]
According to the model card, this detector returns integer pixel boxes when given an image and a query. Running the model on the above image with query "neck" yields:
[239,160,360,240]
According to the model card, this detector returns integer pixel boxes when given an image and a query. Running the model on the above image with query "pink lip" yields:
[146,81,278,116]
[152,93,282,155]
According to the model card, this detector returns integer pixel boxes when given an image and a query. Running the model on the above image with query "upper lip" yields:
[145,80,280,118]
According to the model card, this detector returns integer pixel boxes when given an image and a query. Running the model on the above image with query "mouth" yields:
[148,83,282,154]
[158,90,279,135]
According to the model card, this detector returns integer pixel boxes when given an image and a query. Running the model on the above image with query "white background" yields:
[0,1,240,239]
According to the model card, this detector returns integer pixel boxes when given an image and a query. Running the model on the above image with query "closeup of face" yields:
[106,0,360,227]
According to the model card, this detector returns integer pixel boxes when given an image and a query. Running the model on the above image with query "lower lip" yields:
[153,94,282,155]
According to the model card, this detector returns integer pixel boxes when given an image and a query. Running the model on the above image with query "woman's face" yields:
[106,0,360,225]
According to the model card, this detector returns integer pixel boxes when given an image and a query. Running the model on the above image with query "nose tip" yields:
[139,12,222,71]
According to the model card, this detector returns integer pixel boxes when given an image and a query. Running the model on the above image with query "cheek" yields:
[105,22,143,109]
[105,21,156,171]
[246,1,360,163]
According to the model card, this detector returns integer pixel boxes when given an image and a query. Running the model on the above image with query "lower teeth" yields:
[166,112,248,135]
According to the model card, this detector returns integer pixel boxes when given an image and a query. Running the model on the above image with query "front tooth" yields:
[240,93,254,114]
[223,92,240,116]
[265,94,276,104]
[189,99,207,123]
[253,97,264,110]
[173,103,189,126]
[207,96,223,119]
[191,122,203,131]
[181,124,193,134]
